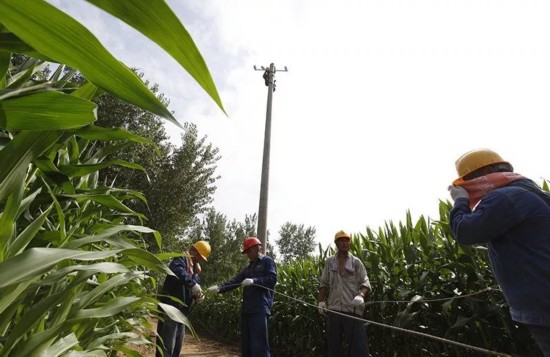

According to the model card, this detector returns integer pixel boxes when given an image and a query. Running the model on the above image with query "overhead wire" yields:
[213,283,510,357]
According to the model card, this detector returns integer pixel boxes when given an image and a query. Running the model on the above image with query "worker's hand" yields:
[448,185,469,202]
[242,278,254,286]
[191,283,202,298]
[194,292,205,304]
[207,285,220,294]
[318,301,327,316]
[352,295,364,306]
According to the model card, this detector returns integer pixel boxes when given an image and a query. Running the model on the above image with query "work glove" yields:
[194,292,205,304]
[242,278,254,286]
[352,295,364,306]
[318,301,327,316]
[207,285,220,294]
[191,283,202,298]
[448,185,469,202]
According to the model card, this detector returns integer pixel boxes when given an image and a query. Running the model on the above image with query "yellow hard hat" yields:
[192,240,211,261]
[334,230,351,242]
[453,148,509,184]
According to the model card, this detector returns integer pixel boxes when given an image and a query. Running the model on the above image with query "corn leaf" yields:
[0,248,126,288]
[0,49,9,85]
[0,91,97,130]
[59,159,144,177]
[70,125,152,145]
[0,0,178,125]
[74,296,141,319]
[0,280,33,315]
[5,205,52,258]
[86,0,226,115]
[0,130,62,203]
[71,81,104,101]
[0,32,51,60]
[2,291,66,352]
[39,333,79,356]
[36,262,129,286]
[0,178,23,259]
[64,224,161,251]
[73,272,143,310]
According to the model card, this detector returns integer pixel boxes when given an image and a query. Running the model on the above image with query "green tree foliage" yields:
[94,82,171,150]
[184,210,257,286]
[94,91,221,253]
[276,222,316,263]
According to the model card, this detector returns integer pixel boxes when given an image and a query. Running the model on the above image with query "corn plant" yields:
[195,203,543,356]
[0,0,223,354]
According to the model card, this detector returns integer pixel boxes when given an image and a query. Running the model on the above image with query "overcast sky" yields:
[51,0,550,250]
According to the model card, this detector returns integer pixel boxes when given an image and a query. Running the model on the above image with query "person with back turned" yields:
[448,148,550,355]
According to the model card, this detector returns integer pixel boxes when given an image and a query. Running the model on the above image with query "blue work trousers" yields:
[241,312,270,357]
[156,315,185,357]
[327,311,369,357]
[528,324,550,357]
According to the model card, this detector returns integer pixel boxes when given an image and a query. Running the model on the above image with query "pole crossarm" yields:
[254,64,288,90]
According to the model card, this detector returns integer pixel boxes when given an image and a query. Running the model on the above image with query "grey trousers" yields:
[327,311,369,357]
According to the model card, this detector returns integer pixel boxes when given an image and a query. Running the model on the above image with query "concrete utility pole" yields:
[253,63,288,252]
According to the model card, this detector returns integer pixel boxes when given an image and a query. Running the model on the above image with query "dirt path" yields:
[122,320,239,356]
[182,333,240,356]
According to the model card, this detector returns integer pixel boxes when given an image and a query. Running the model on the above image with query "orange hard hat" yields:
[453,148,509,184]
[242,237,261,254]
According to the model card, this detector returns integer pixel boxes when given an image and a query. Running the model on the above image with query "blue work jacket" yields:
[159,256,200,314]
[450,178,550,327]
[219,255,277,314]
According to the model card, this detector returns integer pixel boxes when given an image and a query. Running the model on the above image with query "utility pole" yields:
[253,63,288,252]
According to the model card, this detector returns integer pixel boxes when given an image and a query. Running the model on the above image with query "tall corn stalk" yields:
[0,0,224,354]
[195,203,545,356]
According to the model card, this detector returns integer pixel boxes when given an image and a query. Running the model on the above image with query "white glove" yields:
[318,301,327,316]
[194,292,205,304]
[207,285,220,294]
[448,185,469,202]
[242,278,254,286]
[191,283,202,297]
[352,295,364,306]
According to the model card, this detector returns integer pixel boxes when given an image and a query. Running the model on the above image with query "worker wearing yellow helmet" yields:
[318,230,371,356]
[448,149,550,355]
[156,240,211,357]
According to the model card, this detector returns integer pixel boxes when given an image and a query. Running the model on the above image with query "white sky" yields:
[51,0,550,250]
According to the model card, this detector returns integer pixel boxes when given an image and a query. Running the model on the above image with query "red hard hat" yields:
[242,237,261,254]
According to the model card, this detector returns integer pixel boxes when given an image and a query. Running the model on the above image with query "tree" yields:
[95,90,221,252]
[183,210,258,286]
[276,223,317,263]
[152,123,220,251]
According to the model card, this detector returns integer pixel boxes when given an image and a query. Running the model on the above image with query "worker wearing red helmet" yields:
[448,148,550,355]
[208,237,277,357]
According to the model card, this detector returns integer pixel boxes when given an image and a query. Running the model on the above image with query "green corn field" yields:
[193,199,547,356]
